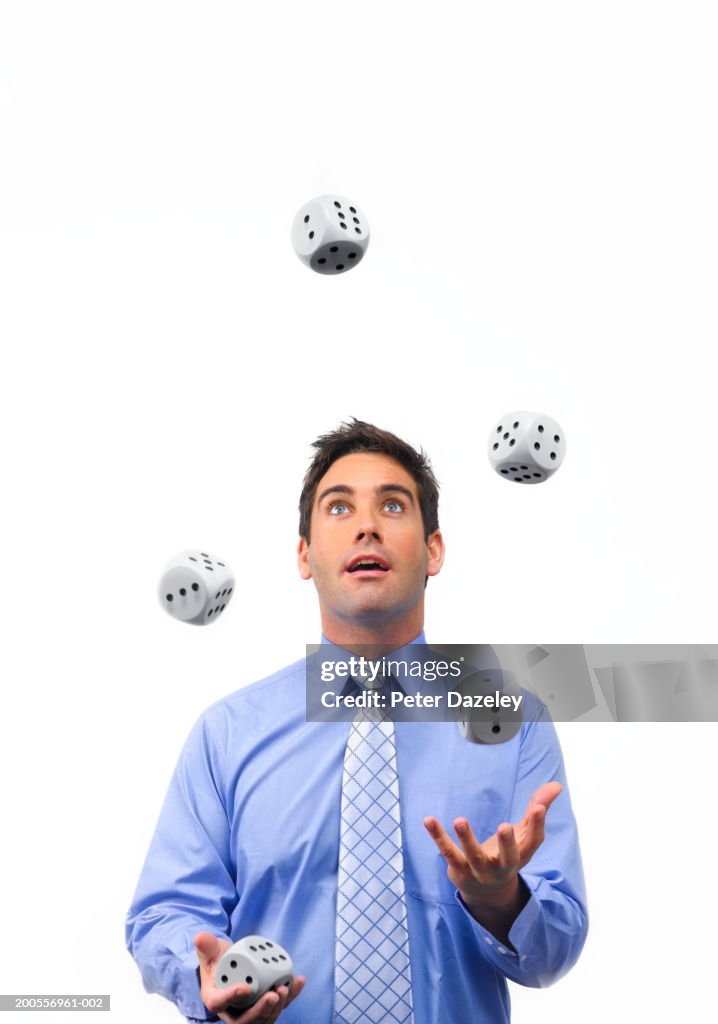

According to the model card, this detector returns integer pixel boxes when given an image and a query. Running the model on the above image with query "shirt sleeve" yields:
[125,710,236,1021]
[456,705,589,988]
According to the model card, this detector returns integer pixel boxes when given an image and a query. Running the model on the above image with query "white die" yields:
[456,669,523,745]
[158,550,235,625]
[215,935,294,1010]
[488,411,566,484]
[291,194,369,274]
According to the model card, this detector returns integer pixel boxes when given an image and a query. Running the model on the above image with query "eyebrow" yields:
[316,483,417,507]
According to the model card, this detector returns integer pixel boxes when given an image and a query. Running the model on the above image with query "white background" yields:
[1,2,716,1020]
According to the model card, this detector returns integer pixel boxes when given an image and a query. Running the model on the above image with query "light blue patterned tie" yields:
[334,675,414,1024]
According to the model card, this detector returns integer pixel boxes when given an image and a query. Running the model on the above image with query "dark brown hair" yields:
[299,418,440,543]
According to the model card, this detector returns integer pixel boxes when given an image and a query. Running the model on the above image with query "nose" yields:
[354,508,382,543]
[355,527,382,542]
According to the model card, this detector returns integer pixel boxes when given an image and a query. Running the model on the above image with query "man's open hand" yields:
[194,933,306,1024]
[423,781,563,904]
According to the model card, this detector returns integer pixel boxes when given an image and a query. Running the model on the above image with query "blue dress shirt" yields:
[126,632,588,1022]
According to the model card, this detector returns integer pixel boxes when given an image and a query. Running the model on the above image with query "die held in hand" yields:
[159,550,235,625]
[488,412,566,484]
[215,935,294,1011]
[291,195,370,274]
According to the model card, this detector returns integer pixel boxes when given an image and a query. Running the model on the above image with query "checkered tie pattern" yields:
[333,674,414,1024]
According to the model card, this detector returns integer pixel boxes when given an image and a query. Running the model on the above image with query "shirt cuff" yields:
[455,873,542,967]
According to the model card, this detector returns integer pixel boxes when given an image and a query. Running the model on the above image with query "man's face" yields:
[297,452,444,638]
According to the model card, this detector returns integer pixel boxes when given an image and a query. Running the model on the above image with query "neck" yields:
[321,609,424,656]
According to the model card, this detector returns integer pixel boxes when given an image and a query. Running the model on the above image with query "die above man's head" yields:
[488,411,566,484]
[291,195,370,275]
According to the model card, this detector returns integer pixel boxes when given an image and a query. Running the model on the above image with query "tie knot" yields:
[349,670,391,725]
[353,660,385,689]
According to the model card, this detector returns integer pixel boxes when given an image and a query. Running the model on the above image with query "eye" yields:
[328,501,349,515]
[384,498,405,512]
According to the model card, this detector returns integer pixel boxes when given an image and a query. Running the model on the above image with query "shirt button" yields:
[484,936,493,946]
[497,946,507,954]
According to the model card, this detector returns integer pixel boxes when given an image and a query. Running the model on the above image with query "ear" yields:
[297,536,312,580]
[426,529,445,579]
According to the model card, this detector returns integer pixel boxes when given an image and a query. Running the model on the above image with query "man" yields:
[126,419,588,1023]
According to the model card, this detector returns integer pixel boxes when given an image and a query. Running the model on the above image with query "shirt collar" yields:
[320,630,427,697]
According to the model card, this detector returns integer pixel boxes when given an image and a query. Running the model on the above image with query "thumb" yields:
[194,932,223,971]
[529,781,563,811]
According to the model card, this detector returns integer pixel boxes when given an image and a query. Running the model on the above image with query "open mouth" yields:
[346,557,390,573]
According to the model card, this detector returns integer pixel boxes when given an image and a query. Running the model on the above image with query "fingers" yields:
[205,983,253,1019]
[497,823,520,870]
[221,976,306,1023]
[517,781,562,835]
[526,803,547,851]
[217,990,281,1023]
[204,988,251,1019]
[529,781,563,811]
[423,817,469,874]
[517,781,561,853]
[265,983,296,1022]
[247,989,284,1022]
[421,815,489,880]
[285,976,306,1007]
[451,818,490,873]
[247,977,306,1023]
[222,991,281,1023]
